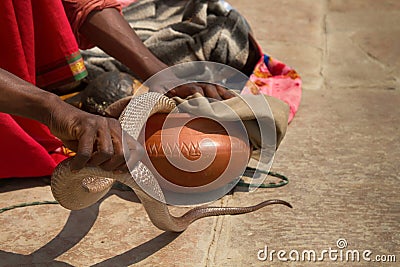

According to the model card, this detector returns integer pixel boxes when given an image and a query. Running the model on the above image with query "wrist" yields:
[0,69,67,125]
[29,91,64,126]
[127,57,168,80]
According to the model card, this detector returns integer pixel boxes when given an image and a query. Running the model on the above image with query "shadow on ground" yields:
[0,199,180,266]
[0,180,180,266]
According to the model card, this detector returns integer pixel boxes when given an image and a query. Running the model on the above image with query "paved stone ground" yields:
[0,0,399,266]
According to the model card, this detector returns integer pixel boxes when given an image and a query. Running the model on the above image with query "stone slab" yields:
[325,0,400,89]
[229,0,325,47]
[1,1,400,266]
[212,88,400,266]
[229,0,325,90]
[0,186,218,266]
[324,32,397,89]
[328,0,400,13]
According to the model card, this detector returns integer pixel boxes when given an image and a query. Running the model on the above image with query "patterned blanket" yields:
[82,0,302,123]
[82,0,253,78]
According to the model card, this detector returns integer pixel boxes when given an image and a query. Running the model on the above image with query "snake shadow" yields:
[0,178,141,205]
[0,188,179,265]
[0,202,99,266]
[92,231,180,266]
[0,177,50,193]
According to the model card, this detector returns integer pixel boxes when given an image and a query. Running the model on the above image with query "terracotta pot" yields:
[141,113,250,192]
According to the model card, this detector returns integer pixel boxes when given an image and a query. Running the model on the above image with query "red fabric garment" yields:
[62,0,122,49]
[244,54,302,123]
[0,114,63,178]
[0,0,90,178]
[117,0,137,8]
[242,37,302,123]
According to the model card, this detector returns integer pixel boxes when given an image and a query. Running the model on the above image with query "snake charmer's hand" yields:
[0,69,143,173]
[165,83,236,100]
[47,102,144,172]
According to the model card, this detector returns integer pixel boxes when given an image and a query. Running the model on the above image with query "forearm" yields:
[0,68,65,126]
[80,8,168,80]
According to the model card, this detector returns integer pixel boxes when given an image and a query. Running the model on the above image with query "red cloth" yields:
[242,38,302,123]
[0,114,64,178]
[63,0,122,49]
[0,0,90,178]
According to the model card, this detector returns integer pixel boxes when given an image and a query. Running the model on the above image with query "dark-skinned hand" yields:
[47,102,143,172]
[165,82,236,100]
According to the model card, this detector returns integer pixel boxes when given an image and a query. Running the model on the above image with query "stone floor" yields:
[0,0,399,266]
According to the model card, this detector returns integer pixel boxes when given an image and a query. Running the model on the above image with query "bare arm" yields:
[0,68,61,125]
[0,68,143,171]
[79,8,235,99]
[80,8,168,81]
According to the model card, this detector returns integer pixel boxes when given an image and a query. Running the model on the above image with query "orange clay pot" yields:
[142,113,250,191]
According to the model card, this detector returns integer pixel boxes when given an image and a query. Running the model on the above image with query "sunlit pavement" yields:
[1,1,399,266]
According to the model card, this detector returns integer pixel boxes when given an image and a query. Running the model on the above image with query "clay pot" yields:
[141,113,250,192]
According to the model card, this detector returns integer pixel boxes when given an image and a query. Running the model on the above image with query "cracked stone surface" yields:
[324,1,400,89]
[0,1,399,266]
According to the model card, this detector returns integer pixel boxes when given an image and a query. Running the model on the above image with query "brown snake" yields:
[51,92,291,232]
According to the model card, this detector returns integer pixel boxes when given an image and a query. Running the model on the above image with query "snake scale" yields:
[51,92,291,232]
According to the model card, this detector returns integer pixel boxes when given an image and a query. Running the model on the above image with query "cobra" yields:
[51,92,291,232]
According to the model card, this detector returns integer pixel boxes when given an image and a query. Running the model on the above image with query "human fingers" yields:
[165,83,204,99]
[112,131,144,173]
[99,120,127,171]
[71,128,96,171]
[199,83,223,101]
[164,88,176,98]
[86,120,114,167]
[216,85,236,100]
